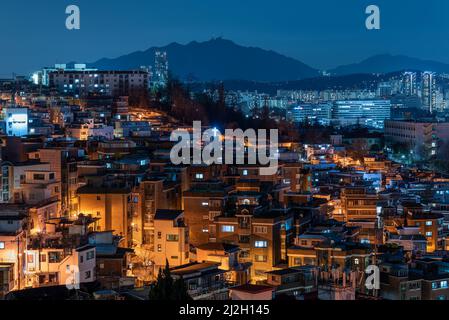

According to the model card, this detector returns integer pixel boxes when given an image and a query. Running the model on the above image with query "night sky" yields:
[1,0,448,75]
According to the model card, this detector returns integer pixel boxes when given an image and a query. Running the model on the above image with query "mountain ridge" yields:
[81,39,449,81]
[88,38,319,82]
[330,54,449,75]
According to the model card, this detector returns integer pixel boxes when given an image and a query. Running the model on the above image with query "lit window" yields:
[426,221,433,226]
[441,281,448,289]
[254,241,268,248]
[254,226,268,234]
[255,255,267,262]
[86,251,95,260]
[195,173,204,180]
[166,234,179,242]
[202,202,209,207]
[354,258,359,265]
[222,225,235,233]
[243,170,248,176]
[0,242,4,249]
[426,232,433,237]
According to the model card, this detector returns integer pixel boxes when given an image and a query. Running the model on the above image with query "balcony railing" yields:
[188,282,230,299]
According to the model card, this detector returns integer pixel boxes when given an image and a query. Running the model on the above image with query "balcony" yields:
[239,223,251,229]
[239,229,251,236]
[143,223,154,230]
[238,236,250,244]
[188,282,230,300]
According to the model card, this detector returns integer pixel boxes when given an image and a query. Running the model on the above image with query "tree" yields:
[148,260,192,300]
[148,267,164,300]
[171,276,191,300]
[151,75,281,131]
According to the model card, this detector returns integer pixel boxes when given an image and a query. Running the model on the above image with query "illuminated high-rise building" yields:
[154,51,169,87]
[422,71,437,113]
[402,72,417,96]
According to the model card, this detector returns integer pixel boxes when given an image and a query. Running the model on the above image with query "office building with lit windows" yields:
[384,120,449,159]
[287,103,332,125]
[31,64,97,86]
[422,71,437,113]
[331,100,391,129]
[48,69,150,97]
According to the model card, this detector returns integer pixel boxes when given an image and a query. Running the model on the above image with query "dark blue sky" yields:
[1,0,448,75]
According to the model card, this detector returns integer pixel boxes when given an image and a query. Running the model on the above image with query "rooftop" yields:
[196,242,240,253]
[170,262,223,277]
[154,209,184,220]
[77,185,131,194]
[230,284,273,294]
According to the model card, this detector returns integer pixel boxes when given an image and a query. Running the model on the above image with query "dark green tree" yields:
[148,259,192,300]
[148,267,164,300]
[171,277,192,300]
[161,259,173,298]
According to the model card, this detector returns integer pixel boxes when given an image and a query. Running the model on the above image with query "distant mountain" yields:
[88,38,319,82]
[331,54,449,75]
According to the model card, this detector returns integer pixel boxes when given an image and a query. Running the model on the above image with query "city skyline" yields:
[1,0,449,75]
[3,0,449,306]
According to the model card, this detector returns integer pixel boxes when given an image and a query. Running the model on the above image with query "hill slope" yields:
[331,54,449,75]
[89,38,319,82]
